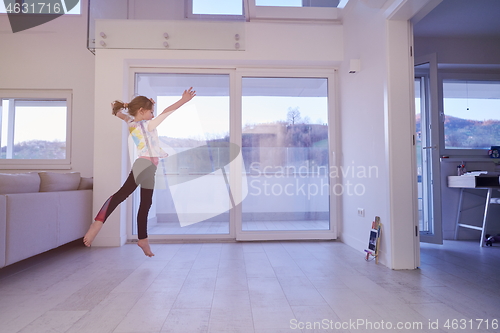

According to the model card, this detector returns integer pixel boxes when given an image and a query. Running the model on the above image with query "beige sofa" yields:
[0,172,93,268]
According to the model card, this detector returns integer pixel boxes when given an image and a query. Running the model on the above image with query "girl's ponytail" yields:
[111,96,153,117]
[111,100,128,115]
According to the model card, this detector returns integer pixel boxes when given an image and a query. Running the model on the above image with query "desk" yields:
[448,175,500,247]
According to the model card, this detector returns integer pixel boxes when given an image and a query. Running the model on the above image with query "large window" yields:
[0,91,71,166]
[443,80,500,150]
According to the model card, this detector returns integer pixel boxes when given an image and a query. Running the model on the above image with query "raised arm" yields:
[147,87,196,132]
[115,111,131,122]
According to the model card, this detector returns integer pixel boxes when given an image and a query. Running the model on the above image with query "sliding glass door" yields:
[237,74,336,240]
[133,72,232,239]
[130,69,337,241]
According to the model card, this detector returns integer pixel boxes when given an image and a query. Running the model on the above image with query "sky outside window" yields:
[443,81,500,121]
[192,0,243,15]
[155,96,327,140]
[256,0,302,6]
[192,0,332,15]
[13,106,66,143]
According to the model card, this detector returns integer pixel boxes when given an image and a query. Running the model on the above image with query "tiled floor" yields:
[1,239,499,333]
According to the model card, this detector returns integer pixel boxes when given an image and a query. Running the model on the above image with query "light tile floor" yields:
[0,240,499,333]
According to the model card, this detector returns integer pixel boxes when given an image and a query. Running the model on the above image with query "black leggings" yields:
[95,159,157,240]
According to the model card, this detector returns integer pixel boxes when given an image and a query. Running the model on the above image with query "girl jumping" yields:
[83,87,196,257]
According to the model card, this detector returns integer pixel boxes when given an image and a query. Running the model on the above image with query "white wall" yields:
[414,36,500,65]
[91,20,343,246]
[337,0,391,262]
[0,0,95,176]
[339,0,424,269]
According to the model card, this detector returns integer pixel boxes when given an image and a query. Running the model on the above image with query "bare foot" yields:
[137,238,155,257]
[83,221,104,247]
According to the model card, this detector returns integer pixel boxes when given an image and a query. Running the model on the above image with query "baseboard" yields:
[91,236,126,247]
[339,232,367,254]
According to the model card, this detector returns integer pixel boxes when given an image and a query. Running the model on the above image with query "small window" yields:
[256,0,339,7]
[0,91,71,167]
[186,0,341,21]
[256,0,302,6]
[187,0,244,20]
[443,80,500,150]
[0,1,81,15]
[250,0,341,21]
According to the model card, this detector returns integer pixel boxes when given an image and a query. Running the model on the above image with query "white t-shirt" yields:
[128,119,168,162]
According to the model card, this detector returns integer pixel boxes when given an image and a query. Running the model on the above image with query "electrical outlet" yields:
[357,208,365,217]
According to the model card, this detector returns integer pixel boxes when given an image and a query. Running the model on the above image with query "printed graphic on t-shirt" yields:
[128,120,167,158]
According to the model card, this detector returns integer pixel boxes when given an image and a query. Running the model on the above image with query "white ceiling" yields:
[413,0,500,38]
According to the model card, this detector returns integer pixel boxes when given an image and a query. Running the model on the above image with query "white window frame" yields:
[0,89,72,169]
[439,72,500,157]
[186,0,340,21]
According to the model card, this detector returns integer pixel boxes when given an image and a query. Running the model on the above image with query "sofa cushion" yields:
[78,177,94,190]
[0,172,40,194]
[39,172,81,192]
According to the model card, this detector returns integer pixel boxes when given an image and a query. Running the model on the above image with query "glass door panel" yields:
[134,73,231,237]
[241,77,330,232]
[415,76,431,234]
[415,55,443,244]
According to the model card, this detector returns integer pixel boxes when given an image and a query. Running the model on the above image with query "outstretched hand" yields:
[147,87,196,131]
[181,87,196,103]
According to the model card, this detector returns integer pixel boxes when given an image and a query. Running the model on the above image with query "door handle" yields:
[422,146,436,150]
